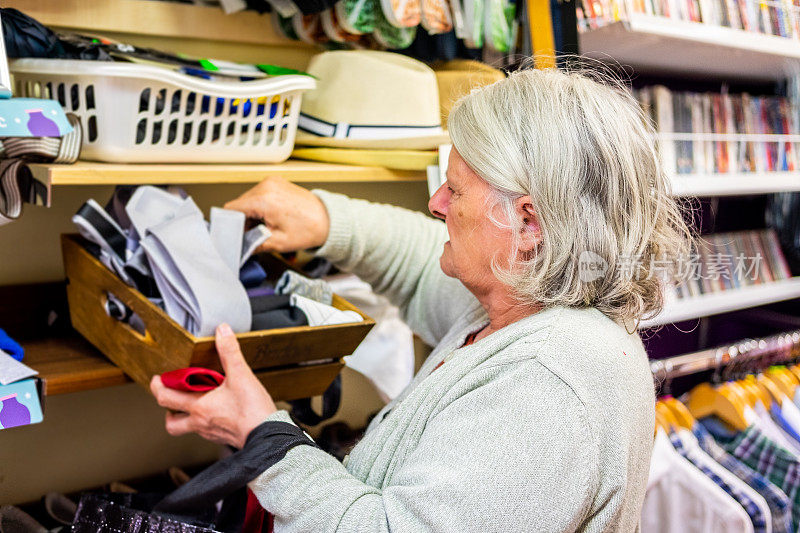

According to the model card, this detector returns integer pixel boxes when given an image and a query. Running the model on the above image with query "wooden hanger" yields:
[756,374,784,407]
[654,409,668,435]
[765,368,795,399]
[789,364,800,385]
[733,378,758,408]
[663,397,696,429]
[686,382,749,432]
[656,401,680,432]
[724,381,751,407]
[780,366,800,387]
[745,376,772,409]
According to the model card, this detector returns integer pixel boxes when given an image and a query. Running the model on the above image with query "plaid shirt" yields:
[705,421,800,531]
[670,431,769,533]
[694,423,794,533]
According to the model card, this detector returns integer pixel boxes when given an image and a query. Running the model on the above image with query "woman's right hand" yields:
[224,177,330,253]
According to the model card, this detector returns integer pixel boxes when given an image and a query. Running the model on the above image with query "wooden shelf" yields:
[30,160,427,186]
[34,162,800,193]
[3,0,298,47]
[23,337,129,396]
[579,14,800,81]
[640,277,800,328]
[669,172,800,197]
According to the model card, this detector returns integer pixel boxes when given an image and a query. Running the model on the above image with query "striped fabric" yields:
[670,431,769,533]
[708,422,800,531]
[694,423,794,533]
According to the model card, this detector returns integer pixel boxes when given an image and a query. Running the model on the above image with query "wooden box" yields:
[61,234,374,401]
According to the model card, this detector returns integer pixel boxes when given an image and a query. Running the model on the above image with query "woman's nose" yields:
[428,183,448,221]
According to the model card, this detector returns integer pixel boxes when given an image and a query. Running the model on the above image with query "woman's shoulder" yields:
[538,306,652,393]
[488,306,654,436]
[487,306,648,370]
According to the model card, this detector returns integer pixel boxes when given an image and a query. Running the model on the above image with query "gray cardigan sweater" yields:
[248,191,656,532]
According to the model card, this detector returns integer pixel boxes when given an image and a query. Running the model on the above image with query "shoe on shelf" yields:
[42,494,75,527]
[0,506,47,533]
[167,466,191,488]
[107,481,137,494]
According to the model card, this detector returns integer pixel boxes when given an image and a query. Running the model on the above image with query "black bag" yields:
[71,493,219,533]
[71,421,317,533]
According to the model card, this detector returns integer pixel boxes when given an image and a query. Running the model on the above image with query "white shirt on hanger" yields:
[777,395,800,438]
[752,402,800,456]
[641,429,753,533]
[674,429,771,533]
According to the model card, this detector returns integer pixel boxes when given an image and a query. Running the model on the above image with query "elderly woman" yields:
[151,67,690,531]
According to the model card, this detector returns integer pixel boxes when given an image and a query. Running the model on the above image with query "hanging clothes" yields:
[772,397,800,444]
[693,422,794,533]
[752,402,800,456]
[670,429,771,533]
[701,420,800,531]
[642,429,754,533]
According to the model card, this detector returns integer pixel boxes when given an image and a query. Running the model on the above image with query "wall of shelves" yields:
[0,0,430,502]
[580,11,800,333]
[579,14,800,81]
[640,277,800,328]
[668,172,800,197]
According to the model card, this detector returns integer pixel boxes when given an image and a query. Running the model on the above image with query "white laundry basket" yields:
[10,59,316,163]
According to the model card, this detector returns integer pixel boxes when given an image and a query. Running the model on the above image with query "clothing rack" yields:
[651,330,800,382]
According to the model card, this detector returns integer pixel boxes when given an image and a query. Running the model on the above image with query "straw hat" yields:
[291,147,438,170]
[295,50,450,150]
[433,59,506,125]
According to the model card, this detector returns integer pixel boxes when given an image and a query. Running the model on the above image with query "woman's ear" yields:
[514,196,541,253]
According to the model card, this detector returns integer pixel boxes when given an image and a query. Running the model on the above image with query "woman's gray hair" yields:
[447,65,693,325]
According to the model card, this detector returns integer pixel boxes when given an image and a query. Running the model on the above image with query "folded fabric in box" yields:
[140,205,251,336]
[74,186,271,337]
[291,293,363,326]
[73,185,363,339]
[250,294,308,330]
[276,270,333,305]
[249,293,364,330]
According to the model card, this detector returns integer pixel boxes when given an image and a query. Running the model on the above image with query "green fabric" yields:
[373,11,416,48]
[486,0,515,52]
[718,424,800,530]
[256,64,313,77]
[274,13,300,40]
[466,0,484,48]
[335,0,379,34]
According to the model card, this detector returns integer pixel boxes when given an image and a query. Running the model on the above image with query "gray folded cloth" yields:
[209,207,244,274]
[141,202,252,336]
[290,294,363,326]
[72,185,272,336]
[276,270,334,305]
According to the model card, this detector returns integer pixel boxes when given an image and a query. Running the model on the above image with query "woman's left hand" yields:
[150,323,277,449]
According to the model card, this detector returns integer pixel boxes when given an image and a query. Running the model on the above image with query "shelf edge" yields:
[640,277,800,328]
